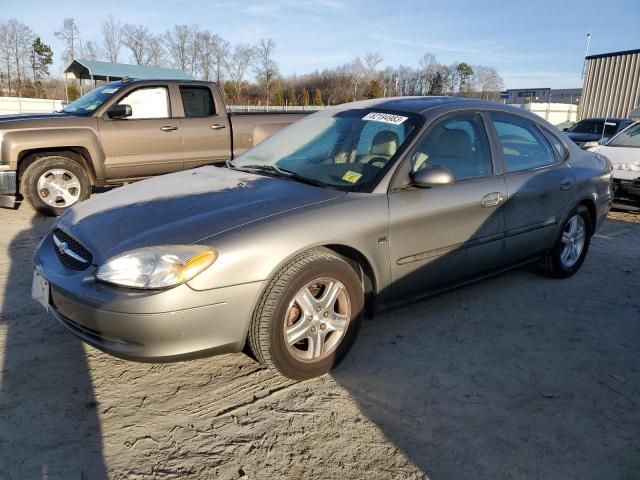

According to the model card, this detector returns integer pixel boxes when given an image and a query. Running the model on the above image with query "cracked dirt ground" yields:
[0,203,639,480]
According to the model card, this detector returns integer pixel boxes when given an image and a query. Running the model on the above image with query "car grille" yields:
[52,228,93,271]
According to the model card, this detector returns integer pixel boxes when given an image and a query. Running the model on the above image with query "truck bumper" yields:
[0,167,18,208]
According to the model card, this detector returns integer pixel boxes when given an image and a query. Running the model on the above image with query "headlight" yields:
[614,162,640,172]
[96,245,217,289]
[582,141,600,149]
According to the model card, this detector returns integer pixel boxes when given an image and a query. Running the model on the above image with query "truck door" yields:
[98,85,183,180]
[177,85,232,170]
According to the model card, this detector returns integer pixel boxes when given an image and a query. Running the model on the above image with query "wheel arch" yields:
[17,147,97,191]
[576,197,597,235]
[320,244,378,319]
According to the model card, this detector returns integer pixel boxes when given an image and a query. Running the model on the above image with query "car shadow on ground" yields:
[0,212,108,479]
[331,219,640,479]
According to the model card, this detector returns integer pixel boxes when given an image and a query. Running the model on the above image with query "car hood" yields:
[57,166,346,263]
[565,132,602,143]
[0,112,72,123]
[591,145,640,180]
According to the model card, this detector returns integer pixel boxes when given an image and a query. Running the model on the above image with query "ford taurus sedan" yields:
[33,97,613,380]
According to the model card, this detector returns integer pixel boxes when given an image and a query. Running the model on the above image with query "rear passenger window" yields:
[542,129,568,161]
[490,113,555,172]
[180,86,216,117]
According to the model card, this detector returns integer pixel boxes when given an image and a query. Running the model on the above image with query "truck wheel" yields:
[21,155,91,216]
[247,249,364,380]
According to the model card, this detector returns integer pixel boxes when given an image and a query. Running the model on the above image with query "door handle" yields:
[210,124,226,130]
[481,192,504,208]
[160,125,178,132]
[560,178,575,190]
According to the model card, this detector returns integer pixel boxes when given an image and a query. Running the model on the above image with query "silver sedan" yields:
[33,97,613,379]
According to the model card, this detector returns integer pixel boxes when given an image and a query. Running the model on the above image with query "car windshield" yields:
[568,119,619,137]
[607,122,640,147]
[63,82,123,115]
[232,108,422,192]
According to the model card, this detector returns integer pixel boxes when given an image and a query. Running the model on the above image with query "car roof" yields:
[576,117,629,123]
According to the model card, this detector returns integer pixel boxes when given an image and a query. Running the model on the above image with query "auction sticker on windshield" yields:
[363,112,408,125]
[342,170,363,183]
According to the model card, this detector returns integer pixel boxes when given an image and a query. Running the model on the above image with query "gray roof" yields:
[64,59,194,81]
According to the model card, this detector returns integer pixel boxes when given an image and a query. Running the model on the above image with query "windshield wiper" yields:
[229,163,328,188]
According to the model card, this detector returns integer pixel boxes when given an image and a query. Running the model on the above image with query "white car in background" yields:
[590,121,640,206]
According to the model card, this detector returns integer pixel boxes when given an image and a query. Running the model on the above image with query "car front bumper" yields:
[0,166,17,208]
[612,177,640,203]
[34,232,265,361]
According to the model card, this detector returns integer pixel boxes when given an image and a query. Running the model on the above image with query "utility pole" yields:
[581,32,591,81]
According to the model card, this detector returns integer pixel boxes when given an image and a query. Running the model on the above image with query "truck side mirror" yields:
[411,165,455,188]
[106,104,132,120]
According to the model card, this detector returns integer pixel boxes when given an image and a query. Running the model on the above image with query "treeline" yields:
[0,16,505,105]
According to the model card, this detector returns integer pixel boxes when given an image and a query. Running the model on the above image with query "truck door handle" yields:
[160,125,178,132]
[481,192,504,208]
[210,124,226,130]
[560,178,575,190]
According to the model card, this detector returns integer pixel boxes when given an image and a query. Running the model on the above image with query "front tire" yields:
[21,155,91,216]
[248,249,364,380]
[540,205,592,278]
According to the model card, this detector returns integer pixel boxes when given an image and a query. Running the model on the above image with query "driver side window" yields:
[117,86,170,119]
[411,113,493,180]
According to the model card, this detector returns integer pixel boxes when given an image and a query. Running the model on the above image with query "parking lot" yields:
[0,202,639,480]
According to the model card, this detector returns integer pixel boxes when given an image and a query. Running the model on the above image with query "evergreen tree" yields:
[313,88,323,106]
[288,88,297,106]
[301,88,309,106]
[363,79,383,99]
[30,37,53,97]
[428,72,444,95]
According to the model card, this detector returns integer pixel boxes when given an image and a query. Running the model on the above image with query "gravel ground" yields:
[0,203,639,480]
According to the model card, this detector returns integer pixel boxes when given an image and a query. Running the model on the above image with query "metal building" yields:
[579,49,640,119]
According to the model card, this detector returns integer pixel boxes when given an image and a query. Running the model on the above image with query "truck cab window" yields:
[180,86,216,117]
[118,87,170,119]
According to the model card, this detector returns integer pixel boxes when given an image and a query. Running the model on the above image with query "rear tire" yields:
[21,155,91,216]
[540,205,592,278]
[247,249,364,380]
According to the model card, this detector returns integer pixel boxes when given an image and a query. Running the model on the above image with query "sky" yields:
[4,0,640,89]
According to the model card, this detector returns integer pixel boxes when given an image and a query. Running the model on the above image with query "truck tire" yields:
[247,249,364,380]
[21,155,91,216]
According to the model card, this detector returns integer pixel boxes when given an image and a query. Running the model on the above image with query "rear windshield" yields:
[233,108,422,192]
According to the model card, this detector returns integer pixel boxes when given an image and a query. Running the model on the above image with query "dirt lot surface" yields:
[0,203,639,480]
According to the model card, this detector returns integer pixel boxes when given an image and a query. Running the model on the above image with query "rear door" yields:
[388,111,507,299]
[487,112,576,261]
[177,84,231,169]
[98,84,183,179]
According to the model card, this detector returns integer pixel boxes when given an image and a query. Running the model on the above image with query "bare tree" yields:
[223,43,255,103]
[0,22,15,92]
[7,19,34,95]
[350,56,365,100]
[147,35,166,67]
[197,30,226,81]
[55,18,83,64]
[213,36,230,84]
[84,41,100,61]
[254,38,278,105]
[472,65,504,97]
[164,24,193,71]
[363,51,383,79]
[122,24,152,65]
[101,15,122,63]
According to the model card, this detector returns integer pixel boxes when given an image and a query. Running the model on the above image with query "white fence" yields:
[510,102,578,126]
[0,96,65,115]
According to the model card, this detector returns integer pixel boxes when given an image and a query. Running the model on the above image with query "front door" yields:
[98,85,183,180]
[177,85,231,169]
[388,112,507,299]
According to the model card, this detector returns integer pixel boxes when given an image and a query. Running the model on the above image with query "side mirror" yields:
[411,165,455,188]
[106,104,132,119]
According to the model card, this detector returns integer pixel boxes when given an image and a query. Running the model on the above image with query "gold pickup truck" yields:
[0,79,307,215]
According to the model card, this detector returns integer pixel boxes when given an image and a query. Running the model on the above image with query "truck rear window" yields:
[180,86,216,117]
